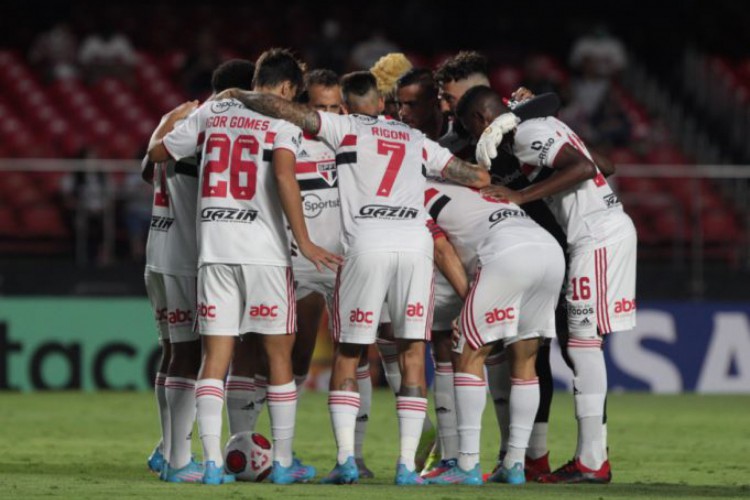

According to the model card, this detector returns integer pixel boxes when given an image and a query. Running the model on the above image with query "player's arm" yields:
[591,150,616,177]
[442,157,491,188]
[215,89,322,136]
[434,236,469,300]
[510,92,561,120]
[141,155,154,184]
[482,144,597,205]
[147,100,199,162]
[273,149,342,272]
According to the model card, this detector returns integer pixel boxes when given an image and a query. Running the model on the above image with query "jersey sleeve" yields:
[162,109,202,161]
[423,138,454,177]
[512,118,568,168]
[316,112,353,148]
[426,218,447,241]
[272,122,302,157]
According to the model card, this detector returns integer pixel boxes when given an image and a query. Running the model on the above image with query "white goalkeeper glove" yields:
[475,112,520,168]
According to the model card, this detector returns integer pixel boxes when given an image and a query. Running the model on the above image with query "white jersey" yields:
[144,157,199,276]
[316,112,453,257]
[425,179,557,272]
[513,117,634,253]
[163,98,302,267]
[291,134,342,277]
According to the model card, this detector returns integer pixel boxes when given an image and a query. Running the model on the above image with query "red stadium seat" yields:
[489,66,523,98]
[0,205,17,237]
[19,204,69,238]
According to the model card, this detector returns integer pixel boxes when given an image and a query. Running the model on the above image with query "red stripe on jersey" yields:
[424,187,439,206]
[340,134,357,147]
[426,219,446,241]
[295,161,317,174]
[264,132,277,144]
[521,163,536,177]
[422,147,428,160]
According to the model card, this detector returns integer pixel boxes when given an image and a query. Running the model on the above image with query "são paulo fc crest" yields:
[317,161,337,187]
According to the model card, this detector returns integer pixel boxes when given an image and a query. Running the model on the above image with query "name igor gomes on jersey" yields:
[512,117,634,251]
[162,99,302,267]
[315,112,454,257]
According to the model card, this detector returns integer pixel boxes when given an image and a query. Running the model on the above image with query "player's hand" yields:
[451,318,461,348]
[166,100,199,121]
[510,87,535,103]
[480,184,524,205]
[475,112,520,168]
[299,241,343,272]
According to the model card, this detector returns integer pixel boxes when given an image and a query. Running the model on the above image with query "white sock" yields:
[528,422,549,460]
[396,396,427,471]
[154,373,170,461]
[503,377,540,468]
[355,364,372,460]
[378,340,402,394]
[434,362,458,460]
[267,381,297,468]
[196,378,225,466]
[165,377,196,469]
[247,374,267,432]
[485,354,510,458]
[454,373,486,471]
[225,376,255,435]
[568,338,607,470]
[329,390,360,464]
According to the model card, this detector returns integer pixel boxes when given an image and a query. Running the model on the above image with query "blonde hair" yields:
[370,53,413,98]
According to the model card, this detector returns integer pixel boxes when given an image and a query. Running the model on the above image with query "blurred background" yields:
[0,0,747,393]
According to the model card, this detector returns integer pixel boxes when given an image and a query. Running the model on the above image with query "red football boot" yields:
[536,457,611,484]
[525,452,551,481]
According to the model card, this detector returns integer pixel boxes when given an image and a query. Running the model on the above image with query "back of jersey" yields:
[163,99,301,267]
[145,158,199,276]
[317,113,450,257]
[425,179,554,271]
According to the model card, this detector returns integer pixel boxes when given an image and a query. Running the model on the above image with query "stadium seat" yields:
[0,205,17,237]
[19,204,69,238]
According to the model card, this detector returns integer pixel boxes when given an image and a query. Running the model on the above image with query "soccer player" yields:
[422,179,565,485]
[216,71,492,485]
[467,85,637,483]
[143,59,259,483]
[148,48,340,485]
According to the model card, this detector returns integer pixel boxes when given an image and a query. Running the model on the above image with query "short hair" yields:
[305,68,340,89]
[370,53,413,97]
[340,71,378,99]
[434,51,488,85]
[396,67,438,95]
[455,84,500,119]
[211,59,256,92]
[253,48,305,91]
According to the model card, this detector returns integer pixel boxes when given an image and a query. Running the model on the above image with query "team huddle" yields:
[142,48,637,486]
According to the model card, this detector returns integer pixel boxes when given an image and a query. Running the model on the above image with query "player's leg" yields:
[242,265,314,484]
[376,323,400,393]
[192,264,240,484]
[355,350,374,478]
[144,270,171,474]
[226,335,259,435]
[164,275,201,475]
[292,287,325,388]
[323,253,389,484]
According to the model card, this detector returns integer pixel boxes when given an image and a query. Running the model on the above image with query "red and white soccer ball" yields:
[223,431,273,482]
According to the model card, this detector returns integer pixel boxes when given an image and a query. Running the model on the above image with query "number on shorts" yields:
[376,139,406,197]
[571,276,591,300]
[202,133,259,200]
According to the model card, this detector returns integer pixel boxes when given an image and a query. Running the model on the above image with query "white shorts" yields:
[566,231,637,338]
[456,244,565,352]
[197,264,295,336]
[332,251,434,345]
[295,270,335,311]
[432,272,463,332]
[144,270,198,343]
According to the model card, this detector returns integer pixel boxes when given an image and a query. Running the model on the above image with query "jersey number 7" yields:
[202,133,258,200]
[376,139,405,197]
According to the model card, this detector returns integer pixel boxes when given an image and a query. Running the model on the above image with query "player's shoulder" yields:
[514,116,568,148]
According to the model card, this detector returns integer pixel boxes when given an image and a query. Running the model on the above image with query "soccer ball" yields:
[223,431,273,482]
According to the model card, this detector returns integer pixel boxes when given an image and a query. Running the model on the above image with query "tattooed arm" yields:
[441,156,491,188]
[215,89,321,135]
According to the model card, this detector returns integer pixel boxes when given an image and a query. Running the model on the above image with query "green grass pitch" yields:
[0,390,748,499]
